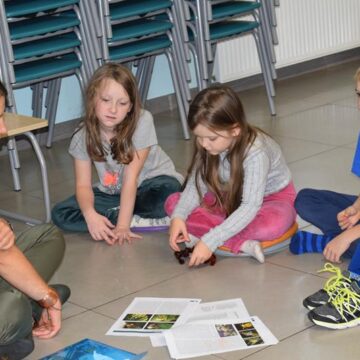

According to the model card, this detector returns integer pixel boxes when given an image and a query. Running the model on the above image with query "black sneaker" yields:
[303,263,352,310]
[308,281,360,329]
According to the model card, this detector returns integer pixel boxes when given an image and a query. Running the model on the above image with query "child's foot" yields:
[303,263,352,310]
[308,281,360,329]
[130,215,170,232]
[240,240,265,263]
[289,231,332,255]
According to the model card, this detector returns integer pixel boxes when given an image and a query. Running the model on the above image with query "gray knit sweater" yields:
[172,132,292,251]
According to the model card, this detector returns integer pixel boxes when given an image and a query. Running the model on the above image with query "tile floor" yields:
[2,59,360,359]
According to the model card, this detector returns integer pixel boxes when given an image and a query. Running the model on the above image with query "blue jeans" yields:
[295,188,360,273]
[51,175,181,232]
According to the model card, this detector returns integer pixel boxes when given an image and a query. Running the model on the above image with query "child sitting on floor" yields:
[166,85,296,266]
[52,63,183,245]
[290,67,360,330]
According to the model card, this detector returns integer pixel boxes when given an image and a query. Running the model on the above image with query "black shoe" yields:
[32,284,71,323]
[303,264,352,310]
[0,332,34,360]
[308,281,360,329]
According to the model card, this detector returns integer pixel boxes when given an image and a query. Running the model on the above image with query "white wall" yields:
[216,0,360,82]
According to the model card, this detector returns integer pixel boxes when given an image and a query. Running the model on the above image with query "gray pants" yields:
[0,224,65,345]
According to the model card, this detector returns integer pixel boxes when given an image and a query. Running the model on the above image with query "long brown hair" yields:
[0,81,8,106]
[82,63,141,163]
[186,85,258,216]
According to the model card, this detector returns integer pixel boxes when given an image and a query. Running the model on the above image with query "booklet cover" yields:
[40,338,147,360]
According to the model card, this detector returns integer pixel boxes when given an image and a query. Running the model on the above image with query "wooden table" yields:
[0,112,50,224]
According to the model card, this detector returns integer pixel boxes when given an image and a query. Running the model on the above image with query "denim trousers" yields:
[52,175,182,232]
[295,188,360,273]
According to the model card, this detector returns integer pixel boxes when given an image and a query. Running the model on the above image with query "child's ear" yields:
[231,126,241,137]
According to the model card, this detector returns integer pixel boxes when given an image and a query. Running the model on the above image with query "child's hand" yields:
[189,240,213,267]
[85,212,116,244]
[337,205,360,230]
[169,218,190,251]
[114,225,142,245]
[323,234,351,263]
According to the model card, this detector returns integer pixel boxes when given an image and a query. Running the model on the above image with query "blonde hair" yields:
[81,63,141,164]
[185,85,260,216]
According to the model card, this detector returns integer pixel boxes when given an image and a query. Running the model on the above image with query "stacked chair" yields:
[0,0,100,189]
[95,0,191,139]
[176,0,279,115]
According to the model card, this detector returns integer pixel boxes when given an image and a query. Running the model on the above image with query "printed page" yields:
[106,297,201,337]
[164,316,278,359]
[187,298,249,323]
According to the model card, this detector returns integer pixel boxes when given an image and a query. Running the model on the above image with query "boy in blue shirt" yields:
[290,68,360,330]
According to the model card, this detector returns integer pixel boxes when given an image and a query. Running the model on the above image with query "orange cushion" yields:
[217,222,298,253]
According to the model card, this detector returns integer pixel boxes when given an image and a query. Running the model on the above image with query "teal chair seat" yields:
[9,11,79,40]
[211,1,261,20]
[14,33,80,61]
[109,36,171,61]
[15,53,81,83]
[5,0,78,18]
[110,19,172,42]
[109,0,172,21]
[210,20,259,41]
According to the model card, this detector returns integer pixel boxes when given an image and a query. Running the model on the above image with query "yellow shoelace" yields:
[319,263,351,298]
[332,285,360,320]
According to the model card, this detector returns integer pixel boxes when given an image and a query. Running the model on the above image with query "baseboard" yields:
[1,47,359,152]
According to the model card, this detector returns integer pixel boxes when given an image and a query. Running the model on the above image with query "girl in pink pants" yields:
[168,86,296,266]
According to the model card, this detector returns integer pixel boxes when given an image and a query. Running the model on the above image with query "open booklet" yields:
[107,297,201,337]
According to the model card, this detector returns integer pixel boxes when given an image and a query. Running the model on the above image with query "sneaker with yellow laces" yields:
[308,281,360,329]
[303,263,352,310]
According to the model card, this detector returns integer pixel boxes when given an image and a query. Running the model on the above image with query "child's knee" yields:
[164,192,181,216]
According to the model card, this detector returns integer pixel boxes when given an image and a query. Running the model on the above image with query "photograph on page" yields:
[164,316,278,359]
[106,297,201,337]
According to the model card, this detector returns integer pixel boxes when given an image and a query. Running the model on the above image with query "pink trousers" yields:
[165,182,297,253]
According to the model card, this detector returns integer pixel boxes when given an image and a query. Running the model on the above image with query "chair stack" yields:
[176,0,279,115]
[0,0,100,157]
[95,0,191,139]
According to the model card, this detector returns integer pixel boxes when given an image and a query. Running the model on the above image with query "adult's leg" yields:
[0,224,65,358]
[134,176,182,218]
[0,291,34,359]
[51,188,120,232]
[295,188,357,237]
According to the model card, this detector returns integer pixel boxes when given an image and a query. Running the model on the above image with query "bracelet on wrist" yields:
[37,287,60,309]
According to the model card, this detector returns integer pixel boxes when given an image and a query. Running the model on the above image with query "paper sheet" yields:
[107,297,201,337]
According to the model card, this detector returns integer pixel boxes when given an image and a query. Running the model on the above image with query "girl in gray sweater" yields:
[166,85,296,266]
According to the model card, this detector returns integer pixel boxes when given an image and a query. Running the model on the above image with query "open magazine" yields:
[107,297,201,337]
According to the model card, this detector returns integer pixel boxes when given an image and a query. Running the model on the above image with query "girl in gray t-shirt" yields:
[52,64,182,245]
